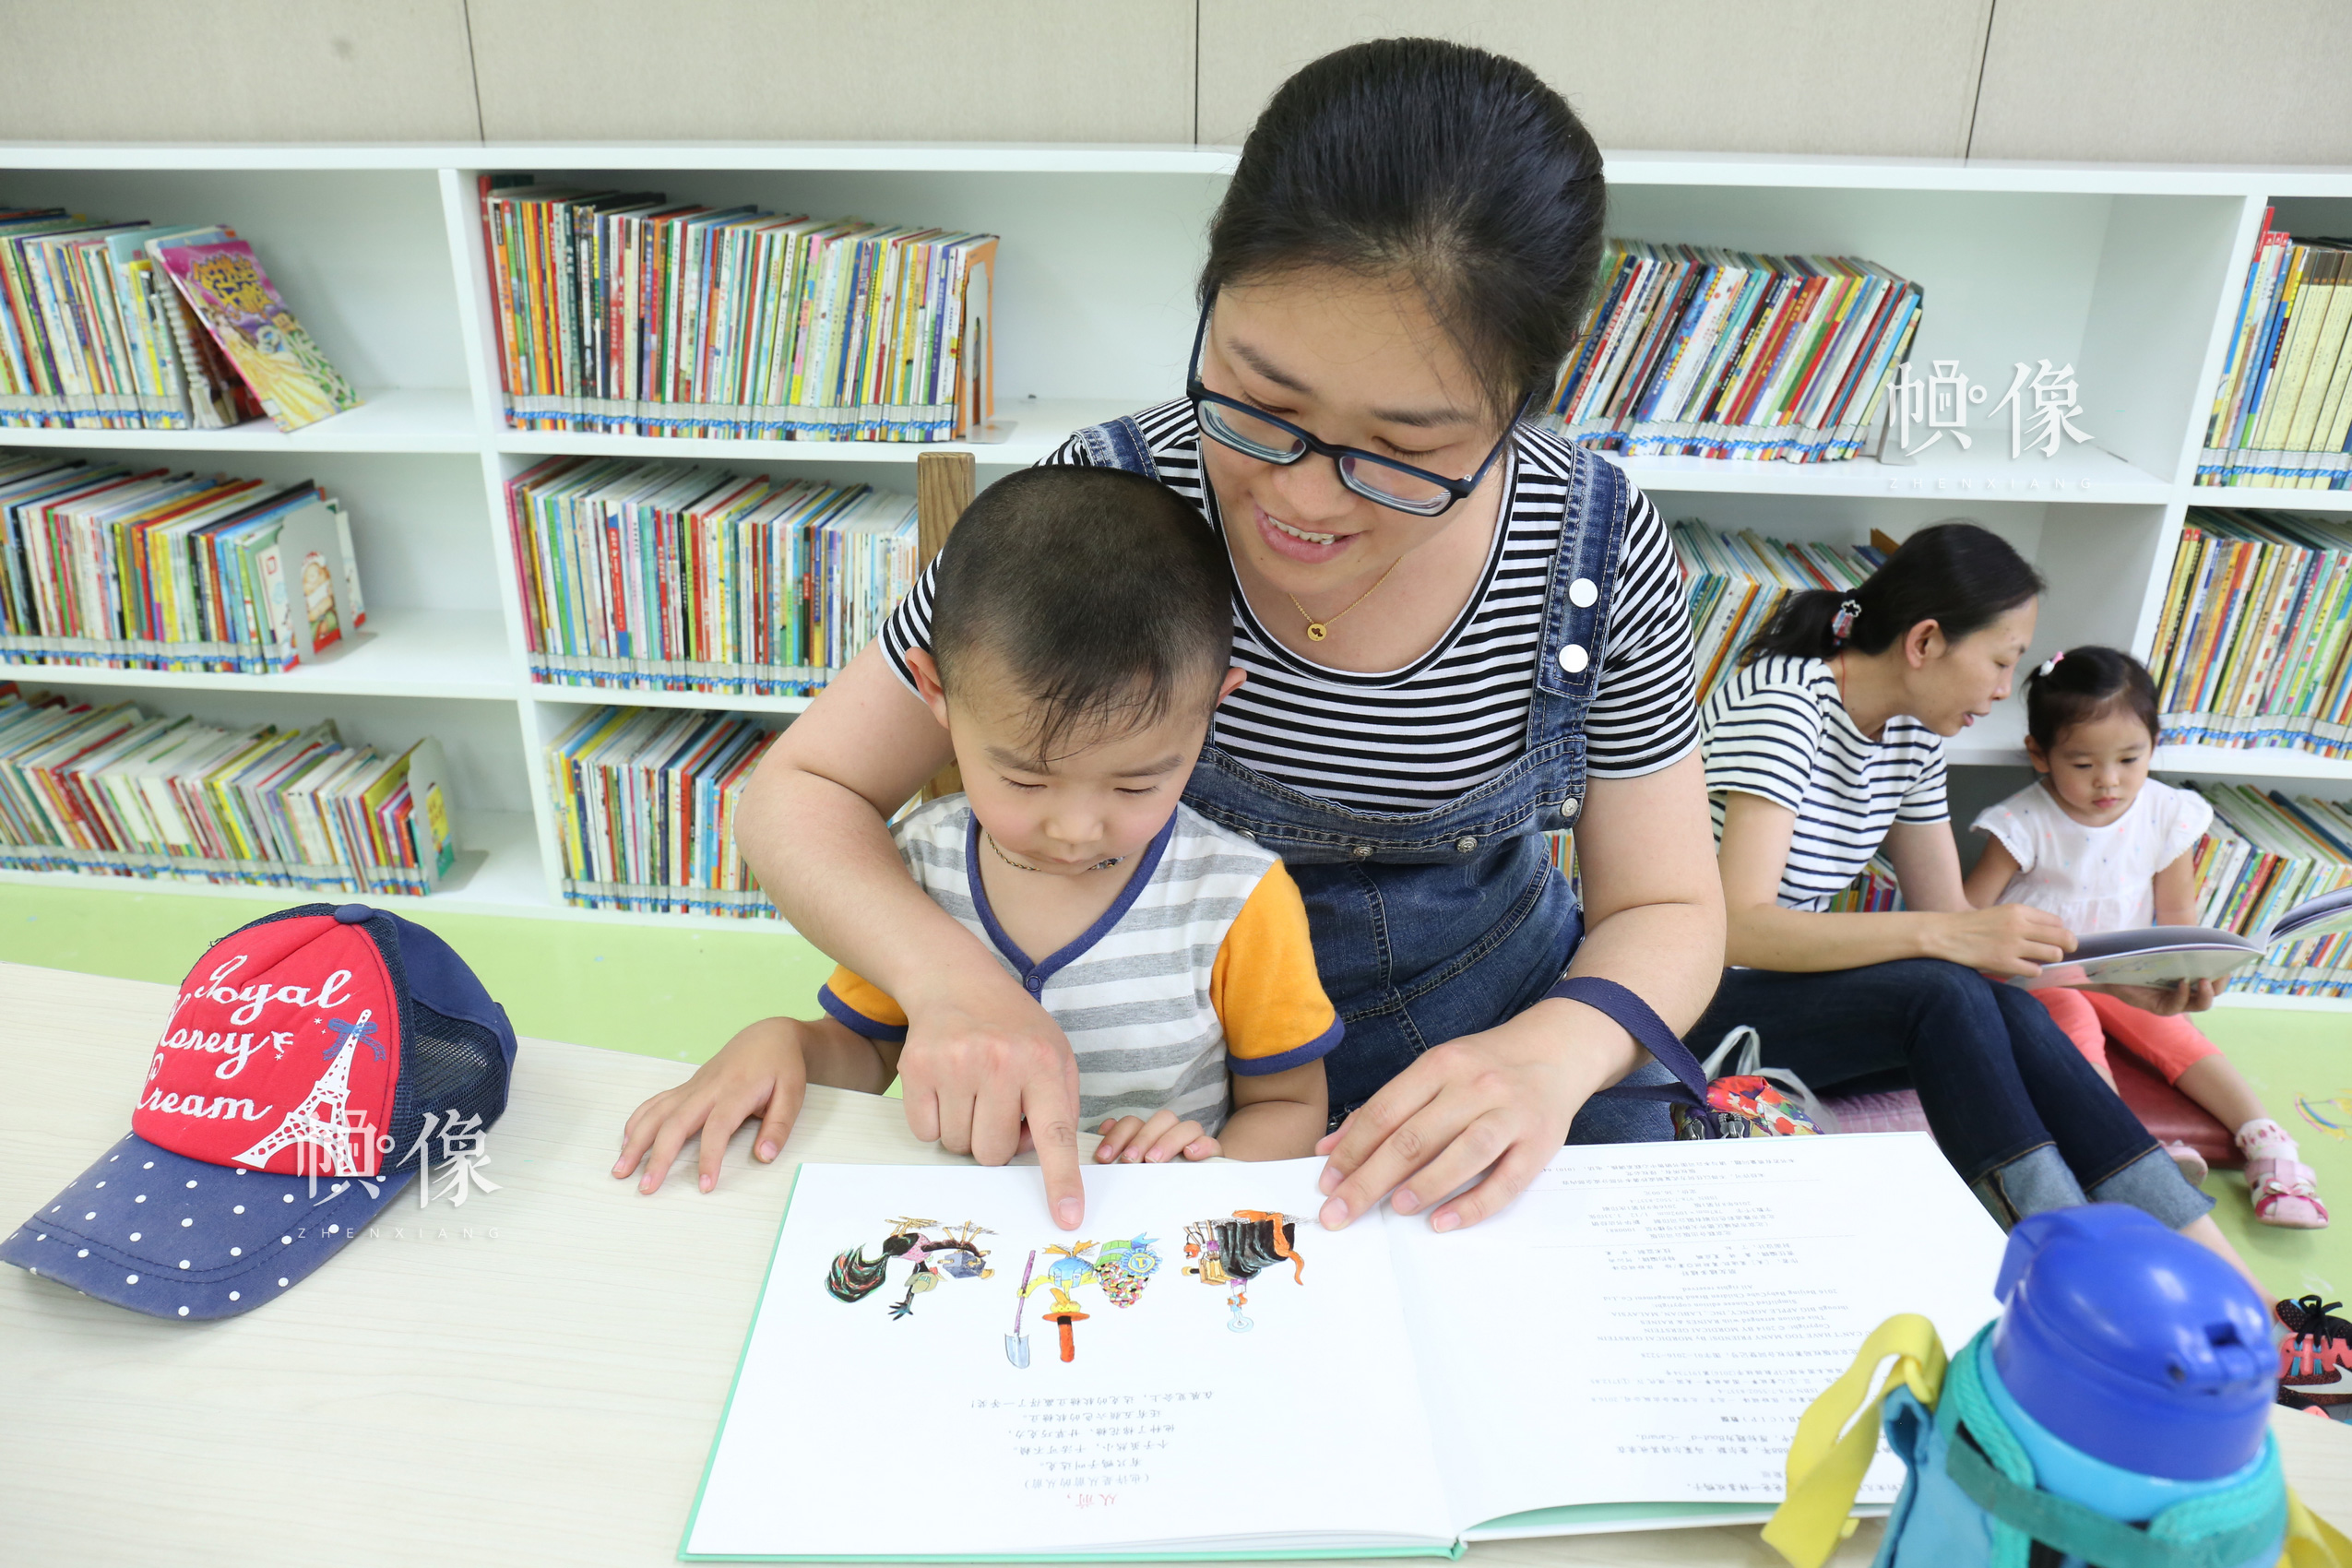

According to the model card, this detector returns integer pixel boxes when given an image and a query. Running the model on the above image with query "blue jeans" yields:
[1688,959,2212,1229]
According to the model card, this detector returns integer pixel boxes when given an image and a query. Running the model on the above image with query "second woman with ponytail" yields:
[1692,522,2256,1282]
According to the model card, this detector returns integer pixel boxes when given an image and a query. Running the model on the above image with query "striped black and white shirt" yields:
[1700,655,1949,911]
[878,398,1699,813]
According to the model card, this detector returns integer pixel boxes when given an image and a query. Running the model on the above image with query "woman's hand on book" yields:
[1928,905,2075,976]
[1094,1111,1218,1165]
[2091,978,2218,1016]
[614,1016,814,1194]
[1311,1012,1602,1234]
[897,978,1088,1229]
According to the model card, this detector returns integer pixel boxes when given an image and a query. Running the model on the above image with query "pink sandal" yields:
[2166,1140,2209,1187]
[2249,1155,2331,1229]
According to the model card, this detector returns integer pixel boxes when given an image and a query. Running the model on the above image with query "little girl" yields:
[1964,645,2326,1229]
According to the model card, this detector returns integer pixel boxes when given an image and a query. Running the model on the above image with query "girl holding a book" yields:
[1964,645,2325,1229]
[1691,524,2259,1282]
[624,39,1729,1232]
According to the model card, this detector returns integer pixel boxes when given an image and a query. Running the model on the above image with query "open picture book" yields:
[680,1134,2008,1562]
[2008,885,2352,992]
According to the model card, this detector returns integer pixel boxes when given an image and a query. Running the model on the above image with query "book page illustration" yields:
[825,1217,996,1320]
[1180,1211,1305,1333]
[689,1161,1450,1559]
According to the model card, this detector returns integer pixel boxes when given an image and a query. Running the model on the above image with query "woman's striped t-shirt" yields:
[877,398,1699,813]
[1700,655,1949,910]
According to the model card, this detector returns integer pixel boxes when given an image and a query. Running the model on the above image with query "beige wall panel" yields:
[1971,0,2352,163]
[469,0,1194,143]
[1196,1,1992,156]
[0,0,481,142]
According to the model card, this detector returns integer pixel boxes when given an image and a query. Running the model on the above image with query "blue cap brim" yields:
[0,1131,416,1320]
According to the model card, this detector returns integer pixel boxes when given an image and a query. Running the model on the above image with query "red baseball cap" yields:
[2,902,517,1318]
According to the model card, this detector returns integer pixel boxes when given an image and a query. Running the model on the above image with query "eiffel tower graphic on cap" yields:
[233,1011,380,1178]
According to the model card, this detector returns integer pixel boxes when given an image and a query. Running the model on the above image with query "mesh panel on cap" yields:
[391,998,510,1150]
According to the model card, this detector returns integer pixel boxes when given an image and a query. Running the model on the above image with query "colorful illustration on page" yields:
[1015,1235,1161,1364]
[154,239,362,432]
[1182,1212,1304,1334]
[825,1217,996,1319]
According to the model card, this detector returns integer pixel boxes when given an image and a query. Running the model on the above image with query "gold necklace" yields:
[984,830,1122,874]
[1287,556,1402,643]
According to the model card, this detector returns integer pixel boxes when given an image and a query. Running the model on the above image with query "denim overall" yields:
[1078,417,1679,1135]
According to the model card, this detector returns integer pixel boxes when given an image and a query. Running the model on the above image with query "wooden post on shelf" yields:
[916,451,977,802]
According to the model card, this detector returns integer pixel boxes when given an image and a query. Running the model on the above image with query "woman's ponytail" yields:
[1739,520,2043,667]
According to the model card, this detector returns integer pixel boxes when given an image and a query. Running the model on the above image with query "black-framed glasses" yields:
[1184,297,1526,517]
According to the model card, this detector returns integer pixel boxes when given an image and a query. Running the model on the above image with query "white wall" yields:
[4,0,2348,163]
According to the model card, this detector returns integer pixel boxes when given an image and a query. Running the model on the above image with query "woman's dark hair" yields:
[1740,521,2044,666]
[2023,646,2161,753]
[931,467,1233,761]
[1201,37,1607,424]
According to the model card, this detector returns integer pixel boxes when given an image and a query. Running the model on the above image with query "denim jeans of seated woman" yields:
[1686,958,2213,1229]
[1077,413,1678,1140]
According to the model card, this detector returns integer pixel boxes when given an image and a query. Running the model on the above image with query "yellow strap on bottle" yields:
[1763,1313,1952,1568]
[2282,1486,2352,1567]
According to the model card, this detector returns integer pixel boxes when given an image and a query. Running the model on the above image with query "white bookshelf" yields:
[3,143,2351,956]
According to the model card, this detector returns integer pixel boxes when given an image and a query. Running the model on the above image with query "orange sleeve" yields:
[1208,861,1342,1075]
[817,966,908,1041]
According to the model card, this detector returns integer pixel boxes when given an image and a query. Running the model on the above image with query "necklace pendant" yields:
[1304,623,1328,642]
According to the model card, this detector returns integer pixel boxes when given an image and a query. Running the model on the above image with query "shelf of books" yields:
[3,142,2351,978]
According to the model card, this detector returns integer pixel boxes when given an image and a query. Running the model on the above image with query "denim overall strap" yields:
[1077,415,1160,481]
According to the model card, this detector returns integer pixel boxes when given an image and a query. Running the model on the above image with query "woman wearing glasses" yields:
[647,39,1725,1231]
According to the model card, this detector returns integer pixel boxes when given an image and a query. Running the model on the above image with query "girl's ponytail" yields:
[1740,520,2043,667]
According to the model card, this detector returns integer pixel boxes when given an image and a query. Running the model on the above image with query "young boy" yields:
[616,467,1337,1192]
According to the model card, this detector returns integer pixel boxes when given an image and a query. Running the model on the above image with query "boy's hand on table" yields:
[1095,1111,1218,1164]
[897,980,1087,1229]
[613,1018,809,1194]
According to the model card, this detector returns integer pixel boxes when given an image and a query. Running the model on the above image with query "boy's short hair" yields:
[930,466,1233,760]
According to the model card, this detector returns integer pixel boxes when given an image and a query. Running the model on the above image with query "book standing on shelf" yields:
[0,206,356,433]
[2146,508,2352,758]
[0,684,457,897]
[505,457,917,696]
[545,705,775,917]
[1667,517,1884,700]
[2199,208,2352,490]
[2189,781,2352,997]
[481,177,996,444]
[0,454,365,675]
[1544,243,1921,464]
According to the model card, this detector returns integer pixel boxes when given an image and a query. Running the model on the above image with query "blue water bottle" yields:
[1872,1205,2286,1568]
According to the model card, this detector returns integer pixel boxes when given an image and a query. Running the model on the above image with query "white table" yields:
[3,961,2345,1567]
